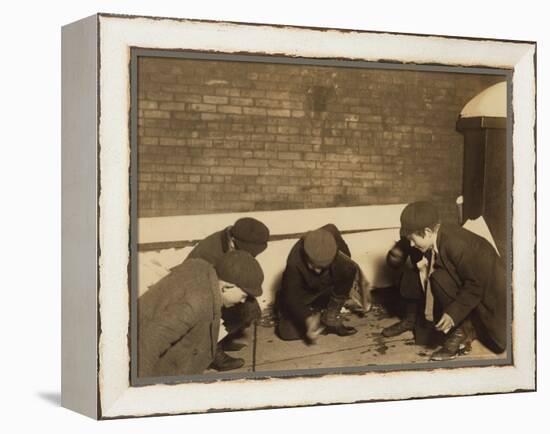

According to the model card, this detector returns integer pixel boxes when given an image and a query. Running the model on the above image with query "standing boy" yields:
[398,201,507,360]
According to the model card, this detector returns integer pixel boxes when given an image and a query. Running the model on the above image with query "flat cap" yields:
[230,217,270,257]
[303,229,338,268]
[400,201,440,236]
[215,250,264,297]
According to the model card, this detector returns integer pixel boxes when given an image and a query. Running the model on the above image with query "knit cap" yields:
[230,217,270,257]
[215,250,264,297]
[303,229,337,268]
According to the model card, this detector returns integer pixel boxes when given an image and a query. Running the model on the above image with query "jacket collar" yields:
[221,226,235,253]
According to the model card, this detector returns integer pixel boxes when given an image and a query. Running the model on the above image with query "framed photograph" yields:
[61,13,536,419]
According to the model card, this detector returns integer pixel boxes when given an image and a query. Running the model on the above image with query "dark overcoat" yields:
[138,259,221,378]
[278,224,356,323]
[431,224,507,351]
[187,227,231,265]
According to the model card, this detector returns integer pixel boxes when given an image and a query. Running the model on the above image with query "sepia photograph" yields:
[131,51,511,383]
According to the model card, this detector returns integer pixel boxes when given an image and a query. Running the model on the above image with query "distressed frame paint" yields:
[65,13,535,419]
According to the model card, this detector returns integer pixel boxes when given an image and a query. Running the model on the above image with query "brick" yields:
[241,89,266,98]
[174,94,202,103]
[263,168,284,176]
[219,158,244,167]
[293,161,316,169]
[317,161,339,170]
[281,101,303,110]
[203,95,229,104]
[267,109,291,117]
[236,167,259,176]
[276,186,299,194]
[253,151,277,159]
[229,97,254,106]
[190,103,217,113]
[140,137,159,145]
[146,91,173,101]
[266,91,290,100]
[201,113,226,121]
[255,99,282,108]
[243,107,267,116]
[139,100,158,110]
[141,119,170,128]
[232,150,254,159]
[183,166,209,175]
[158,102,187,111]
[215,88,241,97]
[304,152,323,161]
[175,183,197,192]
[144,110,170,119]
[244,159,268,168]
[278,152,301,160]
[218,105,242,115]
[210,167,235,175]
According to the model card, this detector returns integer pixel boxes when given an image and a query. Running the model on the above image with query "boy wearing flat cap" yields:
[276,224,358,343]
[398,201,507,360]
[138,250,264,378]
[186,217,270,370]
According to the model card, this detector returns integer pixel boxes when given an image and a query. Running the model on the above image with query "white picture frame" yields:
[61,13,536,419]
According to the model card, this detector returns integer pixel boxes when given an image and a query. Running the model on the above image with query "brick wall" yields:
[137,57,504,222]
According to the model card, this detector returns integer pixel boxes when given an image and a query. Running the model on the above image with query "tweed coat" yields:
[431,224,507,351]
[138,258,221,378]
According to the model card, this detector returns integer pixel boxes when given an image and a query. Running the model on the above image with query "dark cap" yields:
[230,217,270,257]
[400,201,440,236]
[215,250,264,297]
[303,229,338,268]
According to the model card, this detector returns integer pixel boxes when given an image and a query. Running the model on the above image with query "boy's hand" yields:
[386,239,408,269]
[435,313,455,334]
[305,313,324,342]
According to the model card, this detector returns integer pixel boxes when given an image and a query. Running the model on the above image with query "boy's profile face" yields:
[219,282,248,307]
[407,228,436,253]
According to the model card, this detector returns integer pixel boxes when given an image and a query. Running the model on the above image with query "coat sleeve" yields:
[139,301,198,376]
[281,264,312,322]
[443,242,491,325]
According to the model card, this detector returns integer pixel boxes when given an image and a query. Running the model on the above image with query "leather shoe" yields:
[322,324,358,336]
[381,320,415,337]
[430,326,472,361]
[209,349,245,371]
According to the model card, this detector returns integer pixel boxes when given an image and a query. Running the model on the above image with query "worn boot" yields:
[430,323,473,361]
[382,303,417,337]
[321,297,357,336]
[209,347,245,371]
